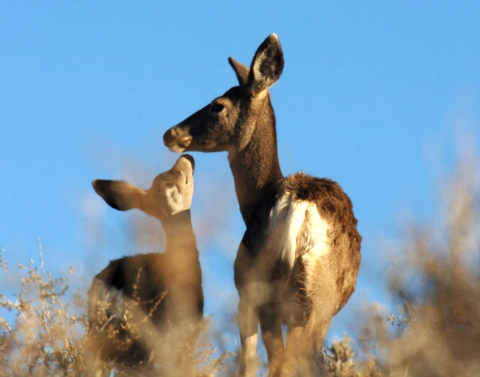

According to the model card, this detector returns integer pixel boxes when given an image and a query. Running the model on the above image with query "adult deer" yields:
[88,155,203,376]
[164,35,361,377]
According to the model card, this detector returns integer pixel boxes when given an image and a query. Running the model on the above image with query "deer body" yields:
[88,155,203,375]
[163,35,361,377]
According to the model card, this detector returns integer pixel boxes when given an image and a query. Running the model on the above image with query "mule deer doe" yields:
[163,35,361,376]
[88,155,203,376]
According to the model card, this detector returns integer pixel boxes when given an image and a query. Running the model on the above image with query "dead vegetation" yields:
[1,152,480,376]
[0,244,89,376]
[315,152,480,377]
[0,246,232,377]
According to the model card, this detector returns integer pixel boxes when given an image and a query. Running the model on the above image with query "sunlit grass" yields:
[1,152,479,376]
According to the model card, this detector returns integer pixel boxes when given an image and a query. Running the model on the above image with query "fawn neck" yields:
[163,210,198,257]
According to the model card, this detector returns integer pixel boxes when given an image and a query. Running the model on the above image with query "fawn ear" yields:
[247,34,284,97]
[228,56,249,86]
[92,180,145,211]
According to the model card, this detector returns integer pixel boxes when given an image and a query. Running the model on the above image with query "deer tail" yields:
[267,194,310,272]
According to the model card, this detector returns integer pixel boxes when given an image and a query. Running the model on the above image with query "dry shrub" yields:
[0,243,89,376]
[322,153,480,377]
[86,277,167,375]
[88,283,233,377]
[4,150,480,376]
[382,154,480,376]
[0,246,233,377]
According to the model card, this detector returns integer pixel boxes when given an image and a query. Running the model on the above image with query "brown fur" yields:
[283,173,361,310]
[88,155,203,375]
[163,35,361,377]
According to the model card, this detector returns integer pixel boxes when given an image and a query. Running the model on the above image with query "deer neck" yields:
[163,210,198,257]
[228,100,283,224]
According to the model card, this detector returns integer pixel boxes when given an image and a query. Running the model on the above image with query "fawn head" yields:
[93,155,195,220]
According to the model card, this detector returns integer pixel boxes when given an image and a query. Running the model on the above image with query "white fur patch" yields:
[299,204,331,268]
[166,185,184,214]
[265,194,330,270]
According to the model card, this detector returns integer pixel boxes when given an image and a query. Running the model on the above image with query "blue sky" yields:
[1,2,479,341]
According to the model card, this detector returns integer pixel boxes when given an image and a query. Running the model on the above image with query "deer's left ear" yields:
[247,34,284,97]
[92,180,145,211]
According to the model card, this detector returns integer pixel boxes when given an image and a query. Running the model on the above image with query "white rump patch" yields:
[265,194,330,270]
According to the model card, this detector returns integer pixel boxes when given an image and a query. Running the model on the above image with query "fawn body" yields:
[163,35,361,376]
[88,155,203,375]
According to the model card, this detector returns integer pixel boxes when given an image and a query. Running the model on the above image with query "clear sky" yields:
[1,2,479,341]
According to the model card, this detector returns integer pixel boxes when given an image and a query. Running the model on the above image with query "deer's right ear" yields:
[228,56,249,86]
[247,34,284,97]
[92,180,145,211]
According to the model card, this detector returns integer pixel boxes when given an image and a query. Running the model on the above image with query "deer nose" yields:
[163,127,178,145]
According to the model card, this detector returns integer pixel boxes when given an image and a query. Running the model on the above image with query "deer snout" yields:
[163,127,178,144]
[163,127,192,153]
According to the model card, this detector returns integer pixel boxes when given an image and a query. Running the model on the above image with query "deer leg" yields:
[238,296,259,377]
[258,301,284,377]
[283,325,304,375]
[286,316,333,377]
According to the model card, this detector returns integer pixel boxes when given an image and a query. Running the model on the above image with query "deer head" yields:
[163,34,284,155]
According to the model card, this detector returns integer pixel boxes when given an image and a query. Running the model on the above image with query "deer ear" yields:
[228,56,249,86]
[92,180,145,211]
[247,34,284,96]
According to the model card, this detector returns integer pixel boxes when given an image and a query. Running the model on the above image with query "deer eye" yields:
[210,103,225,113]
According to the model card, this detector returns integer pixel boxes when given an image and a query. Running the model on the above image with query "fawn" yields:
[88,155,203,376]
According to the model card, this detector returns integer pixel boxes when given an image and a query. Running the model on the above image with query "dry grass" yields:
[0,245,233,377]
[0,244,89,376]
[314,153,480,377]
[2,153,480,376]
